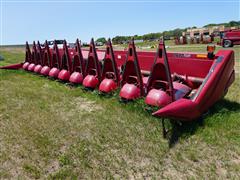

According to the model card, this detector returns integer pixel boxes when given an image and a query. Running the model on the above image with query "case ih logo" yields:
[174,53,191,58]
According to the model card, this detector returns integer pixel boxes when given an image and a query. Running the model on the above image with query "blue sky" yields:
[0,0,239,45]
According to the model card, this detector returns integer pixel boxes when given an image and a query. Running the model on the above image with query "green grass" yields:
[0,46,240,179]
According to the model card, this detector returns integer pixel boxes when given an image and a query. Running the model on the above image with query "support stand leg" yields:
[162,118,167,138]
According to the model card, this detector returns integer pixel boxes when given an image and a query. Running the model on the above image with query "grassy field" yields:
[0,44,240,179]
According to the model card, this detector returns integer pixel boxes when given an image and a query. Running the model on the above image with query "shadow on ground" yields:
[167,98,240,148]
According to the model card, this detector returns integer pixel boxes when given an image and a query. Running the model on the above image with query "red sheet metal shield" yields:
[40,40,52,76]
[26,41,37,71]
[99,38,119,93]
[33,41,44,73]
[49,40,61,78]
[82,38,101,88]
[22,41,32,70]
[69,39,85,84]
[58,40,72,81]
[145,39,174,107]
[119,39,144,100]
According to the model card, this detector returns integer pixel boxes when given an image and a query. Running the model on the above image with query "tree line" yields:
[203,20,240,28]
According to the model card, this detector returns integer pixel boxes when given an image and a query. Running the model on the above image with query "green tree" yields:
[96,37,107,44]
[228,21,240,27]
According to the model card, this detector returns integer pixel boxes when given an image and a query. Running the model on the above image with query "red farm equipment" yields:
[175,35,187,45]
[40,40,52,76]
[22,41,32,70]
[69,39,85,84]
[58,40,72,81]
[0,37,235,137]
[145,39,190,108]
[119,39,144,100]
[99,38,120,93]
[27,41,39,72]
[32,41,44,74]
[82,38,102,89]
[49,40,62,78]
[220,29,240,47]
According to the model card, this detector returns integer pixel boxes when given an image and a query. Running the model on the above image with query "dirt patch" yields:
[49,96,103,124]
[45,160,60,175]
[71,97,103,113]
[51,96,103,114]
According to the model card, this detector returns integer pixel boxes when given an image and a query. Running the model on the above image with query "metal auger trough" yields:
[0,37,235,130]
